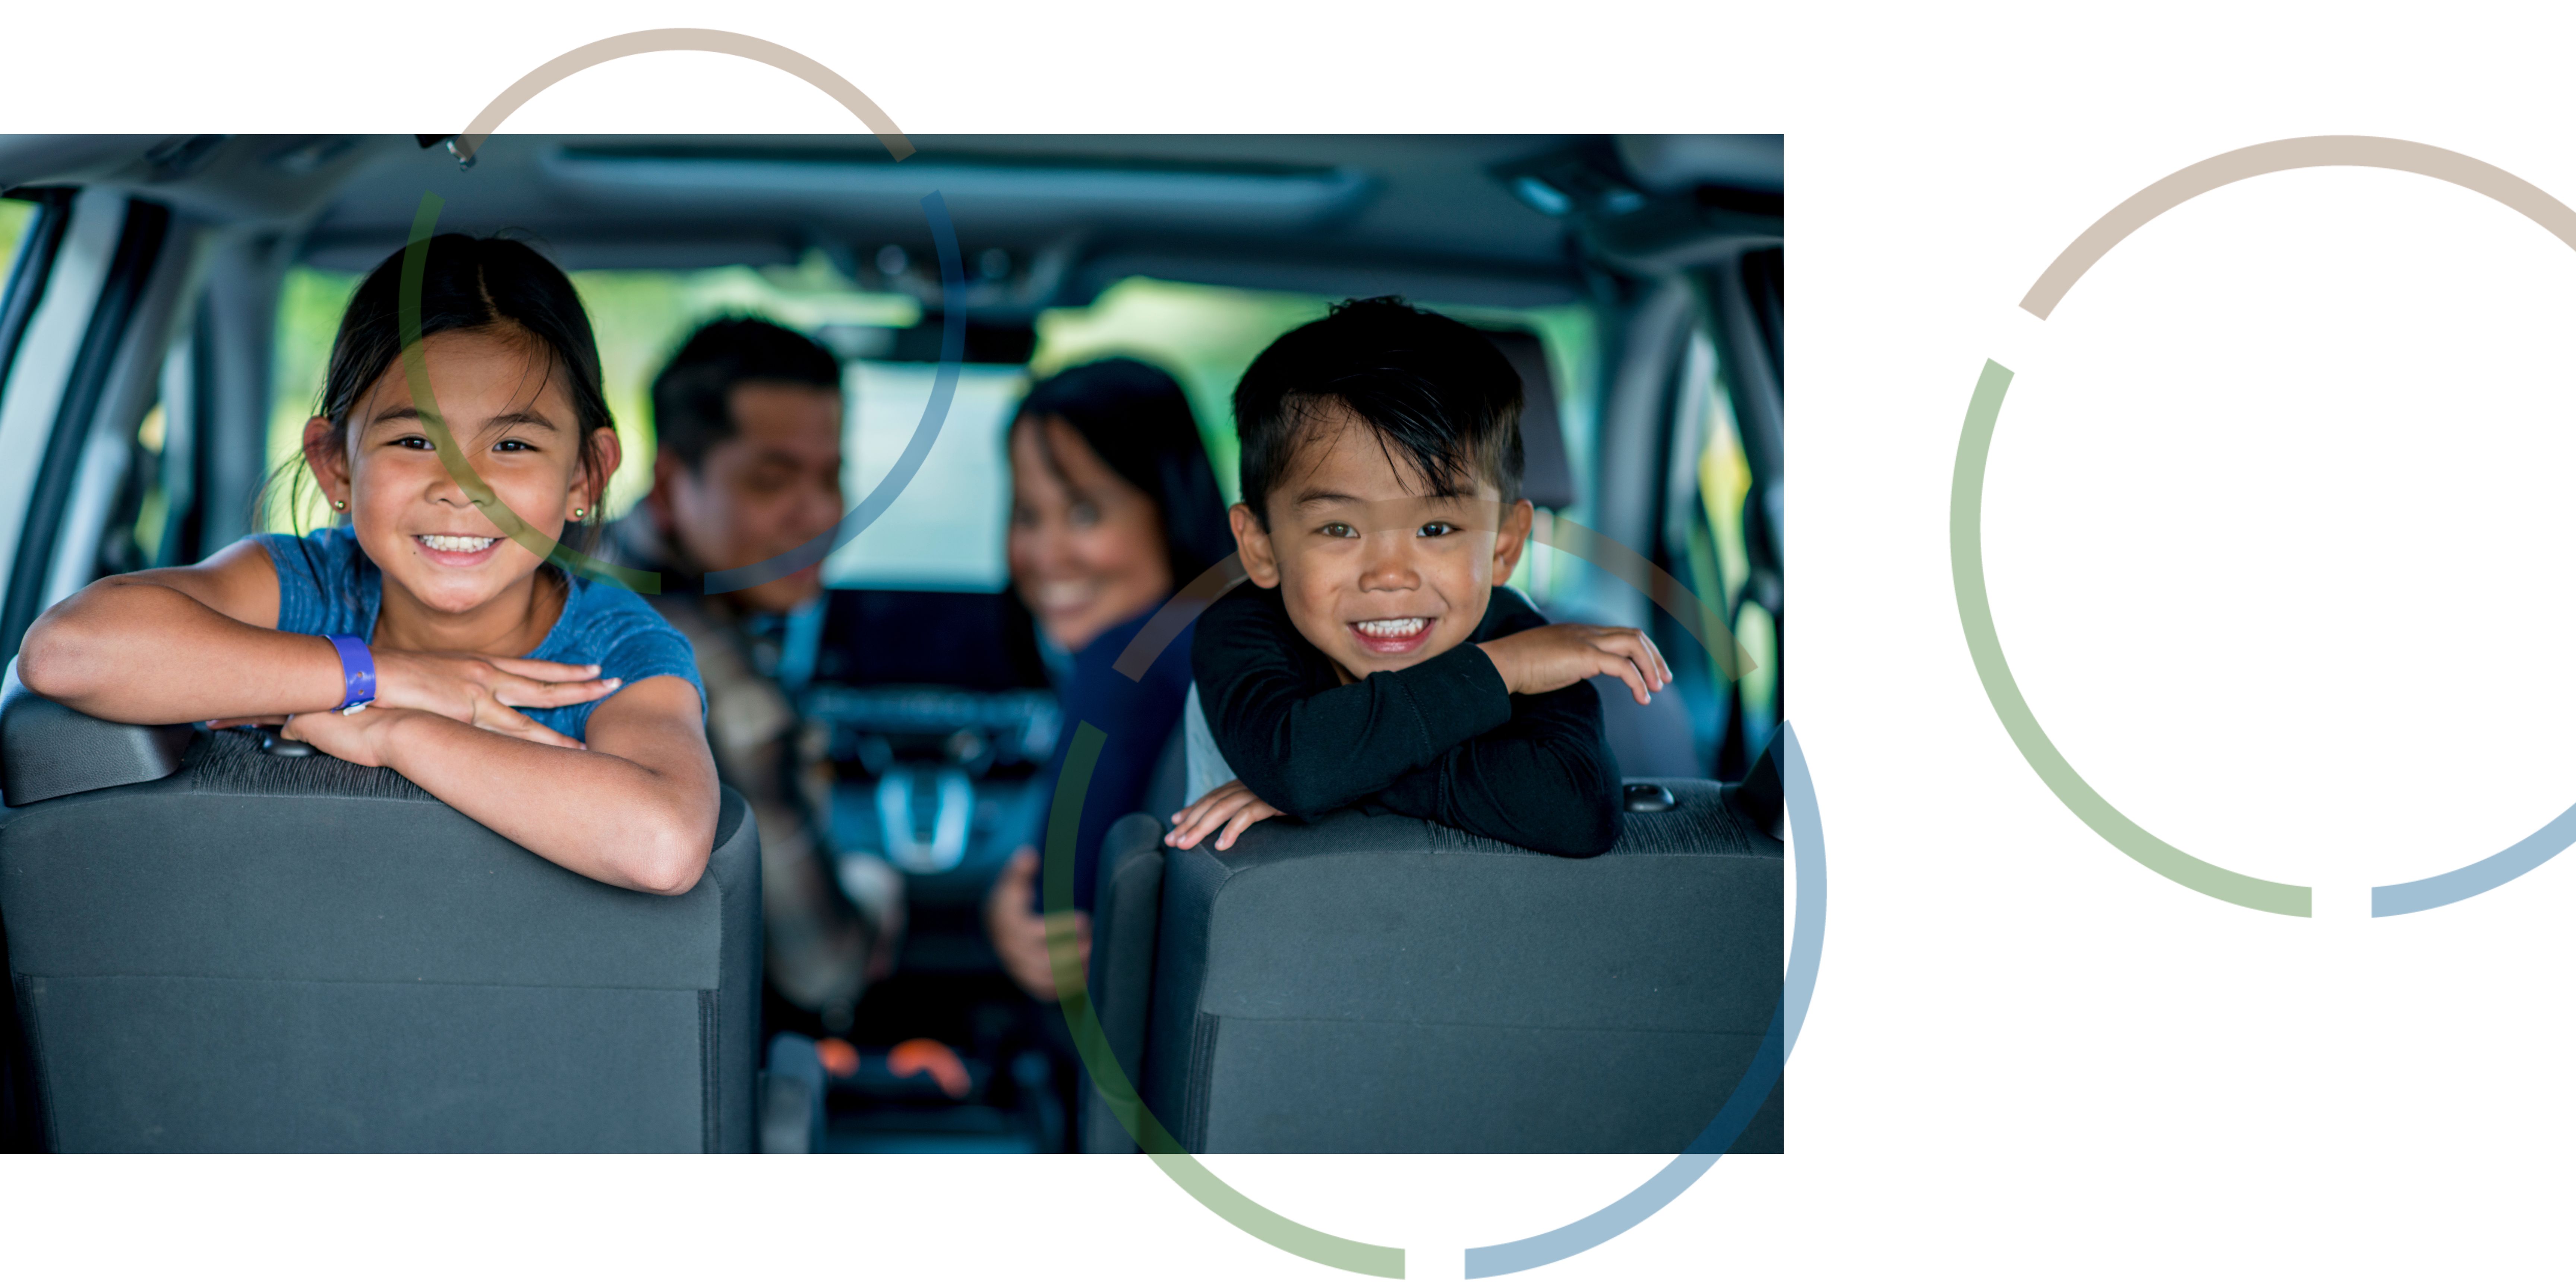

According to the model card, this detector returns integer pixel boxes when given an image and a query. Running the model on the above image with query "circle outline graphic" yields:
[1954,134,2576,918]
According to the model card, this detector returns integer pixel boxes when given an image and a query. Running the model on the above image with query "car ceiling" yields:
[0,133,1780,309]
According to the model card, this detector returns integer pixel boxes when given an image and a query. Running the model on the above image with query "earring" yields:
[332,499,347,511]
[572,507,585,520]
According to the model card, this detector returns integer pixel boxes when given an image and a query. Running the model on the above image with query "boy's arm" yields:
[1195,597,1519,818]
[1371,679,1624,857]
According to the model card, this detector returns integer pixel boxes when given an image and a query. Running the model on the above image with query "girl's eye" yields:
[1418,521,1457,538]
[1067,502,1101,527]
[1320,522,1357,539]
[394,435,433,451]
[493,438,533,452]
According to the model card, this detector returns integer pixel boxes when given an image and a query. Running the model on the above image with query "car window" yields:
[1677,329,1778,774]
[0,198,36,278]
[262,266,361,533]
[263,258,1598,595]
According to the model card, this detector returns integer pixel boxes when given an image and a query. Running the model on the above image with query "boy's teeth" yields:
[1355,618,1427,638]
[420,534,497,553]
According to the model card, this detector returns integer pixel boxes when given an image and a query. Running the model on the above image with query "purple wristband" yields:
[322,634,376,714]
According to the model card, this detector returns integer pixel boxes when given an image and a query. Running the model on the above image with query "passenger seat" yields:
[1081,775,1782,1153]
[0,669,762,1152]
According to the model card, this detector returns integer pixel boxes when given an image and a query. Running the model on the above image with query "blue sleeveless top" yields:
[256,527,704,741]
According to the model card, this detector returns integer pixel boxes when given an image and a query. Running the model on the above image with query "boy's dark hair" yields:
[649,316,844,471]
[1011,357,1234,591]
[1231,296,1524,527]
[272,233,616,548]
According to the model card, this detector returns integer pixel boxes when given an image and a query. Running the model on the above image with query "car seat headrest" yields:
[1479,328,1576,511]
[0,660,194,807]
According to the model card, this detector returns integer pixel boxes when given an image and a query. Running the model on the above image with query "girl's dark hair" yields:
[1231,296,1524,528]
[1010,357,1233,592]
[264,233,616,552]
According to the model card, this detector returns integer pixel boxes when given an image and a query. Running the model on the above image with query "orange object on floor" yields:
[887,1038,971,1099]
[816,1036,861,1079]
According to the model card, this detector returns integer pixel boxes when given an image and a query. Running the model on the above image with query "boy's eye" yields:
[393,434,433,451]
[1068,502,1101,527]
[493,438,534,452]
[1319,522,1357,539]
[1417,521,1457,538]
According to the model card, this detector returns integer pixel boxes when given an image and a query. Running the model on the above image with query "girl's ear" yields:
[301,416,350,506]
[576,426,624,515]
[1229,502,1282,588]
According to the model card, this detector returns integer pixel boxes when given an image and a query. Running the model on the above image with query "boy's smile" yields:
[1230,402,1532,682]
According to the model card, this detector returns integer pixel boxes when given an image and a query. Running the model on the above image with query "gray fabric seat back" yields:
[1085,779,1781,1153]
[0,691,760,1152]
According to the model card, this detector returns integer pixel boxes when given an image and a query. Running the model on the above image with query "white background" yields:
[7,2,2576,1283]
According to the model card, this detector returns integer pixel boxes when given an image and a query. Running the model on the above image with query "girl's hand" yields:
[270,705,422,767]
[1475,622,1673,705]
[1167,779,1282,852]
[215,700,588,754]
[374,651,622,730]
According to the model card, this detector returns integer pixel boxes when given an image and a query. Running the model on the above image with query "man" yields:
[613,316,900,1033]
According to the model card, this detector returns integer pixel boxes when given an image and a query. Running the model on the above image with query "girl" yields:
[18,234,718,895]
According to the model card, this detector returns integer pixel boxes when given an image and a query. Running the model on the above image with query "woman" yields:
[982,358,1232,999]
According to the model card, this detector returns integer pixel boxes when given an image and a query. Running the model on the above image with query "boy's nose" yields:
[1357,537,1420,592]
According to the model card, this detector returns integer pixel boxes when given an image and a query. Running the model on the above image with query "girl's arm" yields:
[20,539,618,739]
[281,675,720,895]
[18,539,340,720]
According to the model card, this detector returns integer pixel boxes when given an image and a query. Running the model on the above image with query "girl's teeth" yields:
[420,535,497,553]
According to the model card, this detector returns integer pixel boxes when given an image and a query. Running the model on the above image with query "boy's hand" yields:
[1167,779,1283,852]
[1477,623,1672,705]
[985,846,1091,1000]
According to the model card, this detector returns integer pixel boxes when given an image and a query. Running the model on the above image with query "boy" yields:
[1168,297,1670,857]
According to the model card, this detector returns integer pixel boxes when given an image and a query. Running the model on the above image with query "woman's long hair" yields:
[1008,357,1234,596]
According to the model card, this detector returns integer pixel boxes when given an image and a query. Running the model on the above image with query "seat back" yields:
[1086,779,1781,1153]
[0,686,761,1152]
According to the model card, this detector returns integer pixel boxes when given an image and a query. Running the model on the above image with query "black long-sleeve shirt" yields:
[1190,584,1622,856]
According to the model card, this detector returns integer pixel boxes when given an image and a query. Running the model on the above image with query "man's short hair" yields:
[1231,296,1524,527]
[650,316,843,470]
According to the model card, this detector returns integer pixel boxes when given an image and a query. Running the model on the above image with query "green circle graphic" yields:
[1950,359,2310,916]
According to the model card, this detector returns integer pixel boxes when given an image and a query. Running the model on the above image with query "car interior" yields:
[0,133,1783,1153]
